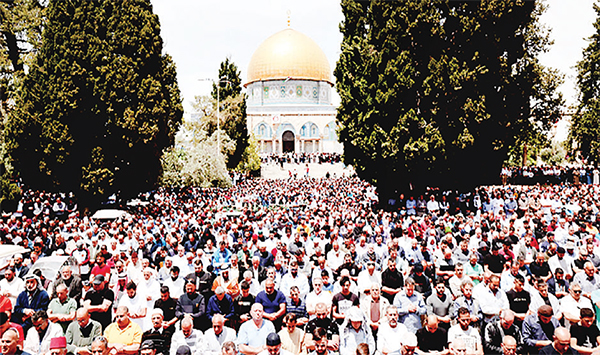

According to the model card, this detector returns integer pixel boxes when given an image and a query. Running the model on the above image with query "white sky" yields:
[150,0,597,117]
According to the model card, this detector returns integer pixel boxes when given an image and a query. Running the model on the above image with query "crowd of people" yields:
[1,175,600,355]
[261,153,343,165]
[501,166,600,186]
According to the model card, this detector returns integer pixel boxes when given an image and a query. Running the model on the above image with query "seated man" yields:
[66,308,102,355]
[377,305,409,355]
[103,306,142,355]
[206,287,235,324]
[304,303,340,353]
[522,305,560,354]
[204,314,237,355]
[169,317,204,355]
[23,310,64,355]
[539,327,578,355]
[47,284,77,333]
[0,328,26,355]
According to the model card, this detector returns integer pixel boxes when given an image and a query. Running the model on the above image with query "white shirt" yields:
[117,293,147,330]
[306,291,333,318]
[448,325,482,353]
[475,286,509,317]
[170,329,204,355]
[24,321,64,355]
[560,295,593,321]
[377,322,409,354]
[203,326,237,355]
[529,289,561,317]
[0,277,24,306]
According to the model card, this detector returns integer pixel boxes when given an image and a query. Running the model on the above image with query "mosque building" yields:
[244,27,342,154]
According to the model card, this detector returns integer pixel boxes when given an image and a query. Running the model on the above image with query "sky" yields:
[150,0,597,119]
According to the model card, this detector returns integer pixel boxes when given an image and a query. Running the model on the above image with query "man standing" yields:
[206,287,235,323]
[377,306,409,355]
[393,278,427,334]
[416,315,448,355]
[561,282,593,327]
[476,274,509,326]
[569,308,600,355]
[117,282,147,329]
[83,275,114,331]
[426,279,454,331]
[103,306,142,355]
[23,311,64,355]
[237,304,276,355]
[360,283,389,336]
[381,258,404,304]
[13,274,50,333]
[47,284,77,333]
[505,274,530,329]
[255,279,286,329]
[304,303,340,353]
[65,308,102,355]
[332,276,359,325]
[522,305,560,354]
[176,278,206,330]
[447,308,483,355]
[169,318,203,355]
[153,286,179,333]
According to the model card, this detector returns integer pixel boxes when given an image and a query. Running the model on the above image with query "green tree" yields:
[571,3,600,164]
[7,0,182,202]
[335,0,562,198]
[209,58,248,170]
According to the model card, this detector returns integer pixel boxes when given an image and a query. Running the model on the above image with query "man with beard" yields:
[51,266,83,307]
[23,311,64,355]
[308,327,332,355]
[117,282,147,329]
[141,309,172,355]
[175,277,206,330]
[211,265,239,300]
[377,305,409,355]
[83,275,114,331]
[305,303,340,353]
[186,259,214,302]
[153,286,179,333]
[11,255,28,279]
[381,258,404,304]
[163,267,185,300]
[13,274,50,333]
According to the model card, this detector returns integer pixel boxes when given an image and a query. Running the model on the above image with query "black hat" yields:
[266,333,281,346]
[413,264,424,273]
[140,340,155,350]
[93,275,105,285]
[175,346,191,355]
[557,247,566,254]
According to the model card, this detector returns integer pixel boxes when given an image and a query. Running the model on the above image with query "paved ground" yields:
[260,162,355,179]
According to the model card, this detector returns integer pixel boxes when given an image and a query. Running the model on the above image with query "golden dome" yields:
[246,28,333,86]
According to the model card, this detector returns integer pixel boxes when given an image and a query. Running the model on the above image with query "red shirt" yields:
[90,264,111,278]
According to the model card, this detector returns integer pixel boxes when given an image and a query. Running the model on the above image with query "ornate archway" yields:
[282,130,295,152]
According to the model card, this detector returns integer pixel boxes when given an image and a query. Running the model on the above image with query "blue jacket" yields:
[13,289,50,333]
[206,294,235,320]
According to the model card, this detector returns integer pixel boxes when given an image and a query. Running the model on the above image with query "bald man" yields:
[501,336,517,355]
[539,327,578,355]
[66,308,102,355]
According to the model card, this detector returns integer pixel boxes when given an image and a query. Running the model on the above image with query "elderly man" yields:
[211,264,239,300]
[237,303,276,355]
[377,305,409,355]
[501,335,518,355]
[141,309,172,355]
[561,281,593,326]
[13,274,50,333]
[572,262,600,298]
[204,314,237,355]
[522,305,561,354]
[169,317,203,355]
[52,265,83,303]
[360,283,389,336]
[207,287,235,323]
[539,327,578,355]
[393,277,427,334]
[91,336,111,355]
[447,307,483,355]
[23,311,64,355]
[0,328,27,355]
[103,306,142,355]
[305,278,332,319]
[48,284,77,333]
[483,309,524,355]
[66,308,102,355]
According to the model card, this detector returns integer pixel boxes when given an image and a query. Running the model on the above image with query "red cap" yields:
[49,337,67,349]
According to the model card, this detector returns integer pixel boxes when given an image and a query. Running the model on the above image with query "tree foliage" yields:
[335,0,563,197]
[209,58,248,170]
[570,3,600,165]
[6,0,183,201]
[160,119,233,188]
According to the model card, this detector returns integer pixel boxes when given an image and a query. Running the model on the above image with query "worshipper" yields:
[211,264,239,300]
[447,308,483,355]
[539,327,579,355]
[237,303,276,355]
[65,308,102,355]
[426,278,454,331]
[13,274,50,333]
[561,281,593,327]
[304,303,340,353]
[255,279,286,329]
[359,283,389,337]
[278,313,305,355]
[393,277,427,334]
[308,327,332,355]
[138,268,161,329]
[23,311,64,355]
[338,307,375,355]
[51,265,83,305]
[569,308,600,355]
[169,318,203,355]
[103,306,142,355]
[206,286,235,323]
[285,286,309,327]
[332,276,360,325]
[234,281,255,330]
[0,328,28,355]
[204,314,237,355]
[141,309,172,355]
[48,336,67,355]
[153,286,179,333]
[83,275,114,331]
[117,281,147,329]
[176,277,206,331]
[416,315,448,355]
[377,305,409,355]
[482,309,524,355]
[47,284,77,333]
[523,305,561,354]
